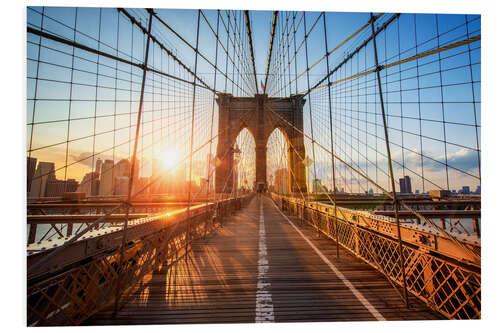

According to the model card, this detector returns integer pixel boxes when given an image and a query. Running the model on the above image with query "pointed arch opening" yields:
[266,127,290,195]
[234,128,256,192]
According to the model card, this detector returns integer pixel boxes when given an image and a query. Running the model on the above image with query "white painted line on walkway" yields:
[255,197,275,323]
[270,198,386,321]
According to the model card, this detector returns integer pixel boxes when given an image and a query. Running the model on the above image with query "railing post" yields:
[370,12,409,307]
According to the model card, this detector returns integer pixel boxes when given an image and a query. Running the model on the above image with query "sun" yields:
[161,148,180,169]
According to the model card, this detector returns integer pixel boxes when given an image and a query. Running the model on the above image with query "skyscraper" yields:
[27,157,37,192]
[28,161,56,198]
[78,172,100,197]
[114,176,129,196]
[404,175,412,193]
[399,176,412,193]
[399,178,405,193]
[115,159,131,178]
[95,158,103,177]
[99,160,115,196]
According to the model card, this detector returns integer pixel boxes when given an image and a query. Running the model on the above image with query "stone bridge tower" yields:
[215,93,307,193]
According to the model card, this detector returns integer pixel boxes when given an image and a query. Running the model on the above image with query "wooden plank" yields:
[86,196,443,325]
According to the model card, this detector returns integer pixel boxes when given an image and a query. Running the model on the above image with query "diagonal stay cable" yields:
[263,11,278,94]
[263,103,480,263]
[244,10,259,94]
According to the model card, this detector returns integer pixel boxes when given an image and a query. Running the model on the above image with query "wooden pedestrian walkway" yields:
[86,195,442,325]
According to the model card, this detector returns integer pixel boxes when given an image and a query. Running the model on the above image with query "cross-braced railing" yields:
[27,195,252,326]
[273,194,480,319]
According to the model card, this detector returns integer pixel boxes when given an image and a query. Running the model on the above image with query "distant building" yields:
[461,186,471,194]
[151,158,166,194]
[399,176,412,193]
[134,177,150,197]
[65,179,78,193]
[114,176,129,196]
[95,158,103,177]
[475,186,481,194]
[29,161,56,198]
[27,157,37,192]
[115,159,131,178]
[313,179,323,193]
[368,188,374,196]
[78,172,100,197]
[45,179,78,197]
[415,189,420,194]
[99,159,115,196]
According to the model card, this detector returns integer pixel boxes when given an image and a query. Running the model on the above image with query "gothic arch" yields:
[215,93,307,193]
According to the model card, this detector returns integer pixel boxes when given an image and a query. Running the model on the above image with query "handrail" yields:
[272,193,481,320]
[27,195,253,326]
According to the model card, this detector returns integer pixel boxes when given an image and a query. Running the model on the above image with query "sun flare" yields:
[161,148,180,169]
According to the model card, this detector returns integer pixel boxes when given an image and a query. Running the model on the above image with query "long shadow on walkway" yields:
[85,196,442,325]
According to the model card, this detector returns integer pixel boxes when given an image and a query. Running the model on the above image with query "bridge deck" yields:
[86,196,442,325]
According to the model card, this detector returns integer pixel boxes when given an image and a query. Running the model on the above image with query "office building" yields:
[114,176,129,196]
[461,186,471,194]
[78,172,100,197]
[28,161,56,198]
[45,178,78,197]
[115,159,131,178]
[399,176,412,194]
[27,157,37,192]
[95,158,103,177]
[99,159,115,196]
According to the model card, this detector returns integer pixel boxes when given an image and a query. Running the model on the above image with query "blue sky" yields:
[26,7,480,193]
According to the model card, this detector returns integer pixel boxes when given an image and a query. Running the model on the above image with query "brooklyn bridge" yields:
[26,7,481,325]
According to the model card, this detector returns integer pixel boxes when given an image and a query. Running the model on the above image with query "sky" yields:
[26,7,481,194]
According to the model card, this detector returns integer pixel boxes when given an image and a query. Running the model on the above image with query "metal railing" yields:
[27,195,253,326]
[272,193,480,320]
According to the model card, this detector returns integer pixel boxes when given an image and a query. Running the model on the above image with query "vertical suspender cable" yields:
[303,11,318,198]
[322,13,339,259]
[114,9,153,315]
[186,10,202,254]
[207,10,220,223]
[369,12,409,307]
